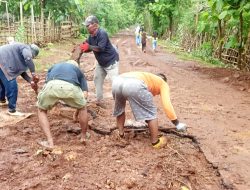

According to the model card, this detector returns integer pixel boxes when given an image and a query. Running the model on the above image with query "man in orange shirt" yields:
[112,71,187,148]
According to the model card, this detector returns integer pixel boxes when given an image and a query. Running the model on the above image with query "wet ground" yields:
[0,30,250,190]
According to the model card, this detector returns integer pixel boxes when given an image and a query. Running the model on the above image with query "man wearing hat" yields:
[37,60,89,148]
[79,15,119,107]
[0,42,40,116]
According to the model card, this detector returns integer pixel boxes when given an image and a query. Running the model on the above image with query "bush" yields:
[192,42,213,58]
[191,42,224,66]
[15,25,26,43]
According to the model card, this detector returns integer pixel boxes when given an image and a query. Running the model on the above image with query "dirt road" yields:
[115,31,250,190]
[0,30,249,190]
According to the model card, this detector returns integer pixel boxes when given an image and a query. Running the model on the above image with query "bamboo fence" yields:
[181,33,250,71]
[0,18,80,45]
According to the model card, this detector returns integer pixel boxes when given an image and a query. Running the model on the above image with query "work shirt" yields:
[121,72,177,120]
[46,62,88,91]
[0,42,35,81]
[87,28,119,67]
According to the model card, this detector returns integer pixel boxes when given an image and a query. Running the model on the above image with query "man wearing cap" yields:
[78,15,119,106]
[37,60,89,148]
[0,42,40,116]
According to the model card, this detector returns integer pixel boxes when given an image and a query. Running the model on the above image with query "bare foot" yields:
[80,132,91,144]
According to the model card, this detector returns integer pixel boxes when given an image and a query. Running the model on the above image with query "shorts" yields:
[112,76,157,121]
[37,80,86,110]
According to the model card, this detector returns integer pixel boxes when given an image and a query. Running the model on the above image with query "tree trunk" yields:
[5,1,10,35]
[20,1,23,26]
[40,0,46,41]
[168,12,173,40]
[218,19,223,60]
[31,5,36,42]
[237,11,243,69]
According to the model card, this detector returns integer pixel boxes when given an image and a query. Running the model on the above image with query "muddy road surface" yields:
[0,30,250,190]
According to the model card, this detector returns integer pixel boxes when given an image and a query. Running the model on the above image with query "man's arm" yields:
[77,69,88,92]
[21,72,39,94]
[80,76,88,92]
[22,48,35,73]
[81,30,109,52]
[20,72,39,84]
[160,83,187,131]
[80,42,101,52]
[160,83,178,121]
[20,72,32,83]
[92,31,109,52]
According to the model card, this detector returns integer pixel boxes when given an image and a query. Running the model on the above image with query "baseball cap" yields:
[30,44,40,57]
[83,15,99,26]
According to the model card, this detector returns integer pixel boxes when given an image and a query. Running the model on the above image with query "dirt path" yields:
[114,31,250,189]
[0,30,249,190]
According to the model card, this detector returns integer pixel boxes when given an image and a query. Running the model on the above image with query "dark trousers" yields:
[142,42,146,52]
[0,69,18,112]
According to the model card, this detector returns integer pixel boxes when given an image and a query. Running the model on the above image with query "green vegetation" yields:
[0,0,137,36]
[1,0,249,70]
[15,25,26,43]
[132,0,250,70]
[34,48,55,72]
[159,40,226,68]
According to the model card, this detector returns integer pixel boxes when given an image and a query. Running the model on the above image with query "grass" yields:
[33,37,87,73]
[34,42,70,72]
[159,39,226,68]
[34,48,55,72]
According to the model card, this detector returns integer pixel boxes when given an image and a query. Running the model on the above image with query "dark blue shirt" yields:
[87,28,119,67]
[46,62,88,91]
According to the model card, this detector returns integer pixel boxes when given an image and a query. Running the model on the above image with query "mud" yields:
[0,29,249,190]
